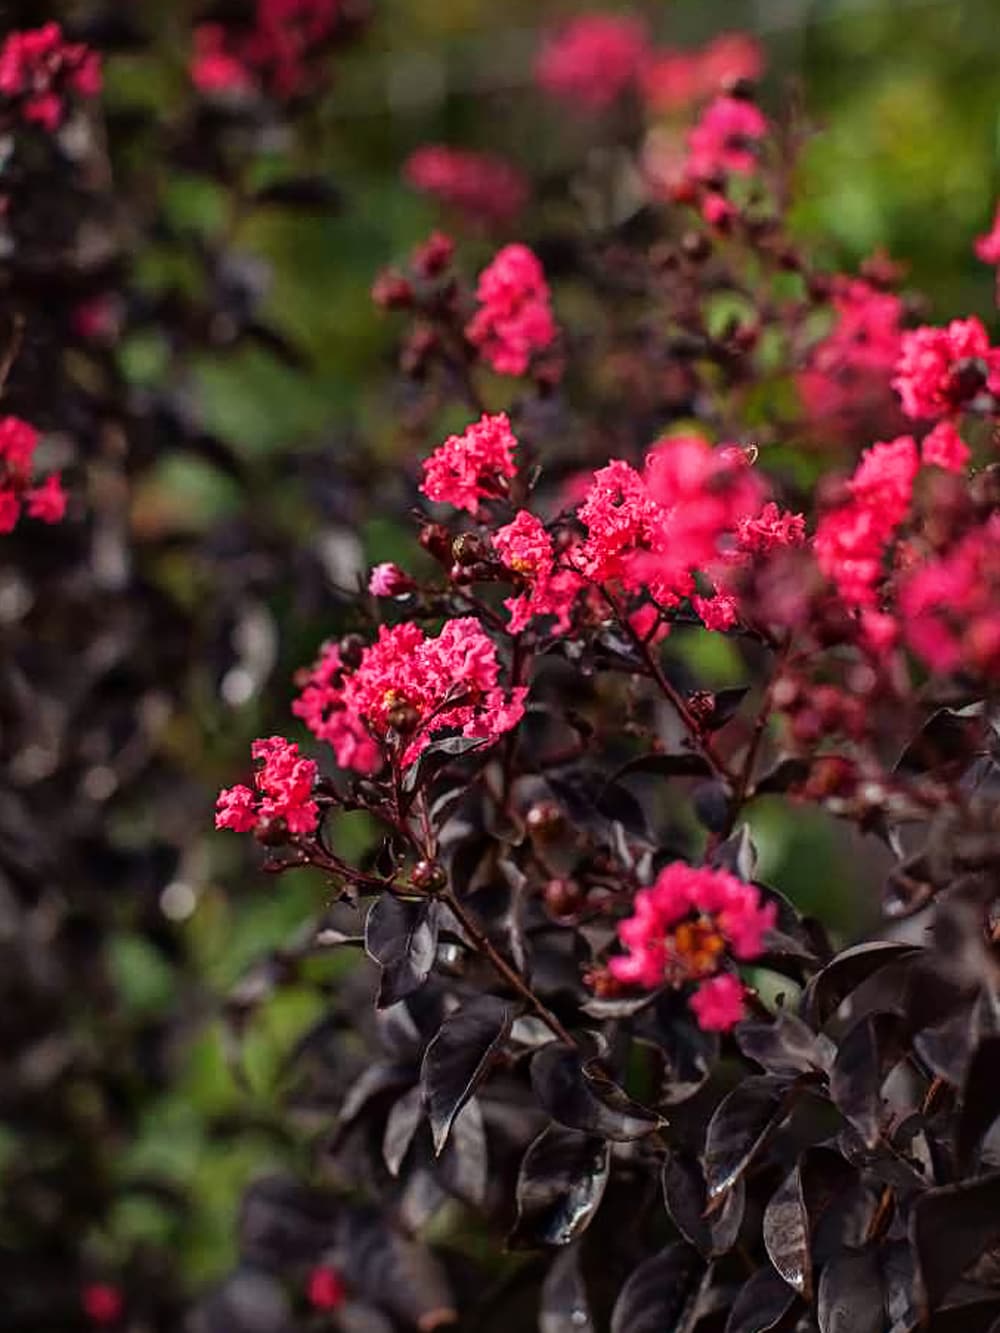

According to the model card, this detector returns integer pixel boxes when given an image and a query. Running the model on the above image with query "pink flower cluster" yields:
[921,420,970,473]
[798,277,905,431]
[0,23,101,131]
[420,412,518,514]
[293,619,526,771]
[974,203,1000,266]
[814,435,919,618]
[892,316,1000,420]
[404,146,528,226]
[643,33,764,112]
[574,435,801,630]
[900,514,1000,677]
[685,95,767,181]
[192,0,341,100]
[492,509,581,633]
[216,736,319,835]
[466,244,558,377]
[535,15,649,110]
[609,862,777,1031]
[0,416,67,533]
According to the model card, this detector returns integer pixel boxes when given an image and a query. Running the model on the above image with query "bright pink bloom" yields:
[404,146,528,226]
[26,473,67,523]
[535,15,648,110]
[797,277,905,432]
[814,436,919,610]
[974,204,1000,265]
[0,490,20,533]
[0,416,38,475]
[368,562,415,597]
[308,1266,346,1311]
[643,32,764,112]
[692,592,738,632]
[466,245,557,377]
[420,412,518,514]
[215,736,319,835]
[690,973,746,1031]
[493,509,581,632]
[81,1284,123,1325]
[609,861,774,1031]
[0,23,101,129]
[921,421,970,473]
[701,192,736,227]
[900,514,1000,677]
[736,502,806,555]
[293,619,526,770]
[685,95,767,180]
[892,317,1000,419]
[191,25,254,94]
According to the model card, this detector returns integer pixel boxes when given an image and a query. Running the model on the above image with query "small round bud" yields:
[525,801,563,836]
[255,816,290,847]
[544,877,584,919]
[387,702,420,734]
[371,269,413,310]
[338,634,366,670]
[412,231,454,278]
[419,522,454,566]
[680,231,711,262]
[411,859,447,892]
[452,533,487,566]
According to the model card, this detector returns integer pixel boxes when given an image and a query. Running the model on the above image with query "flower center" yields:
[671,917,726,978]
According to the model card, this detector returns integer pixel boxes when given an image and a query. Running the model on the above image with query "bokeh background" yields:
[6,0,1000,1305]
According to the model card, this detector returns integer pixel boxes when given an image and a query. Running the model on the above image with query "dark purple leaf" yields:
[436,1097,488,1206]
[752,757,810,797]
[531,1045,664,1141]
[609,1242,705,1333]
[237,1177,338,1267]
[956,1035,1000,1173]
[420,994,511,1154]
[382,1085,424,1177]
[332,1206,456,1329]
[763,1163,811,1298]
[336,1064,413,1144]
[895,708,985,777]
[190,1266,293,1333]
[736,1010,830,1078]
[662,1151,745,1258]
[510,1124,610,1248]
[800,942,921,1028]
[703,1075,792,1201]
[829,1012,906,1148]
[723,1266,797,1333]
[252,176,341,210]
[913,1171,1000,1310]
[364,896,440,1009]
[611,752,713,782]
[817,1249,884,1333]
[539,1244,594,1333]
[708,824,757,880]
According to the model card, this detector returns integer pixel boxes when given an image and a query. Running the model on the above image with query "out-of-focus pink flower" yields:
[25,473,67,523]
[974,203,1000,265]
[466,245,557,377]
[0,23,101,130]
[404,146,528,226]
[690,973,746,1031]
[81,1284,123,1326]
[215,736,320,835]
[535,14,649,110]
[892,317,1000,420]
[685,95,767,180]
[308,1267,346,1311]
[368,562,415,597]
[921,421,970,473]
[643,32,764,112]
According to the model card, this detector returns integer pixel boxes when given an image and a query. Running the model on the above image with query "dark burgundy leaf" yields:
[736,1010,829,1077]
[420,994,511,1154]
[531,1045,664,1141]
[708,824,757,880]
[333,1206,456,1329]
[703,1075,792,1201]
[882,1238,921,1333]
[817,1249,883,1333]
[634,990,719,1104]
[539,1244,594,1333]
[763,1163,811,1299]
[724,1266,797,1333]
[403,735,491,795]
[382,1085,424,1177]
[706,686,750,731]
[611,751,713,782]
[364,896,440,1008]
[752,757,810,797]
[896,708,985,777]
[190,1266,294,1333]
[913,1171,1000,1309]
[956,1035,1000,1172]
[800,942,921,1028]
[609,1242,705,1333]
[693,780,731,833]
[663,1151,745,1257]
[924,1298,1000,1332]
[436,1097,488,1206]
[336,1303,396,1333]
[510,1124,610,1248]
[237,1176,338,1267]
[829,1012,906,1148]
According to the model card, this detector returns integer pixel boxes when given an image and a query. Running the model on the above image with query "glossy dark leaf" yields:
[336,1063,413,1143]
[913,1171,1000,1310]
[420,994,511,1154]
[703,1075,792,1201]
[817,1249,884,1333]
[333,1205,456,1329]
[510,1124,610,1248]
[663,1151,745,1258]
[752,757,810,797]
[736,1010,829,1078]
[724,1266,797,1333]
[708,824,757,880]
[611,751,713,782]
[531,1045,664,1141]
[800,942,921,1028]
[364,896,439,1009]
[539,1244,594,1333]
[956,1034,1000,1172]
[382,1085,424,1177]
[336,1303,396,1333]
[829,1012,905,1148]
[706,686,750,731]
[436,1097,488,1207]
[896,708,985,777]
[882,1237,921,1333]
[763,1163,811,1298]
[634,990,719,1104]
[610,1242,705,1333]
[403,735,491,795]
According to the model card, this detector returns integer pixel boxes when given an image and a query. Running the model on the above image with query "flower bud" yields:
[412,231,454,278]
[338,634,366,669]
[452,533,488,566]
[418,522,454,565]
[371,269,413,310]
[411,859,447,892]
[368,562,415,597]
[387,701,420,734]
[544,877,584,918]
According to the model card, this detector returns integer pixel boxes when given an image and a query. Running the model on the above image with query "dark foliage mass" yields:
[2,2,1000,1332]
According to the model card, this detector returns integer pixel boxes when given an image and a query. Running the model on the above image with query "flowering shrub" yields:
[206,16,1000,1332]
